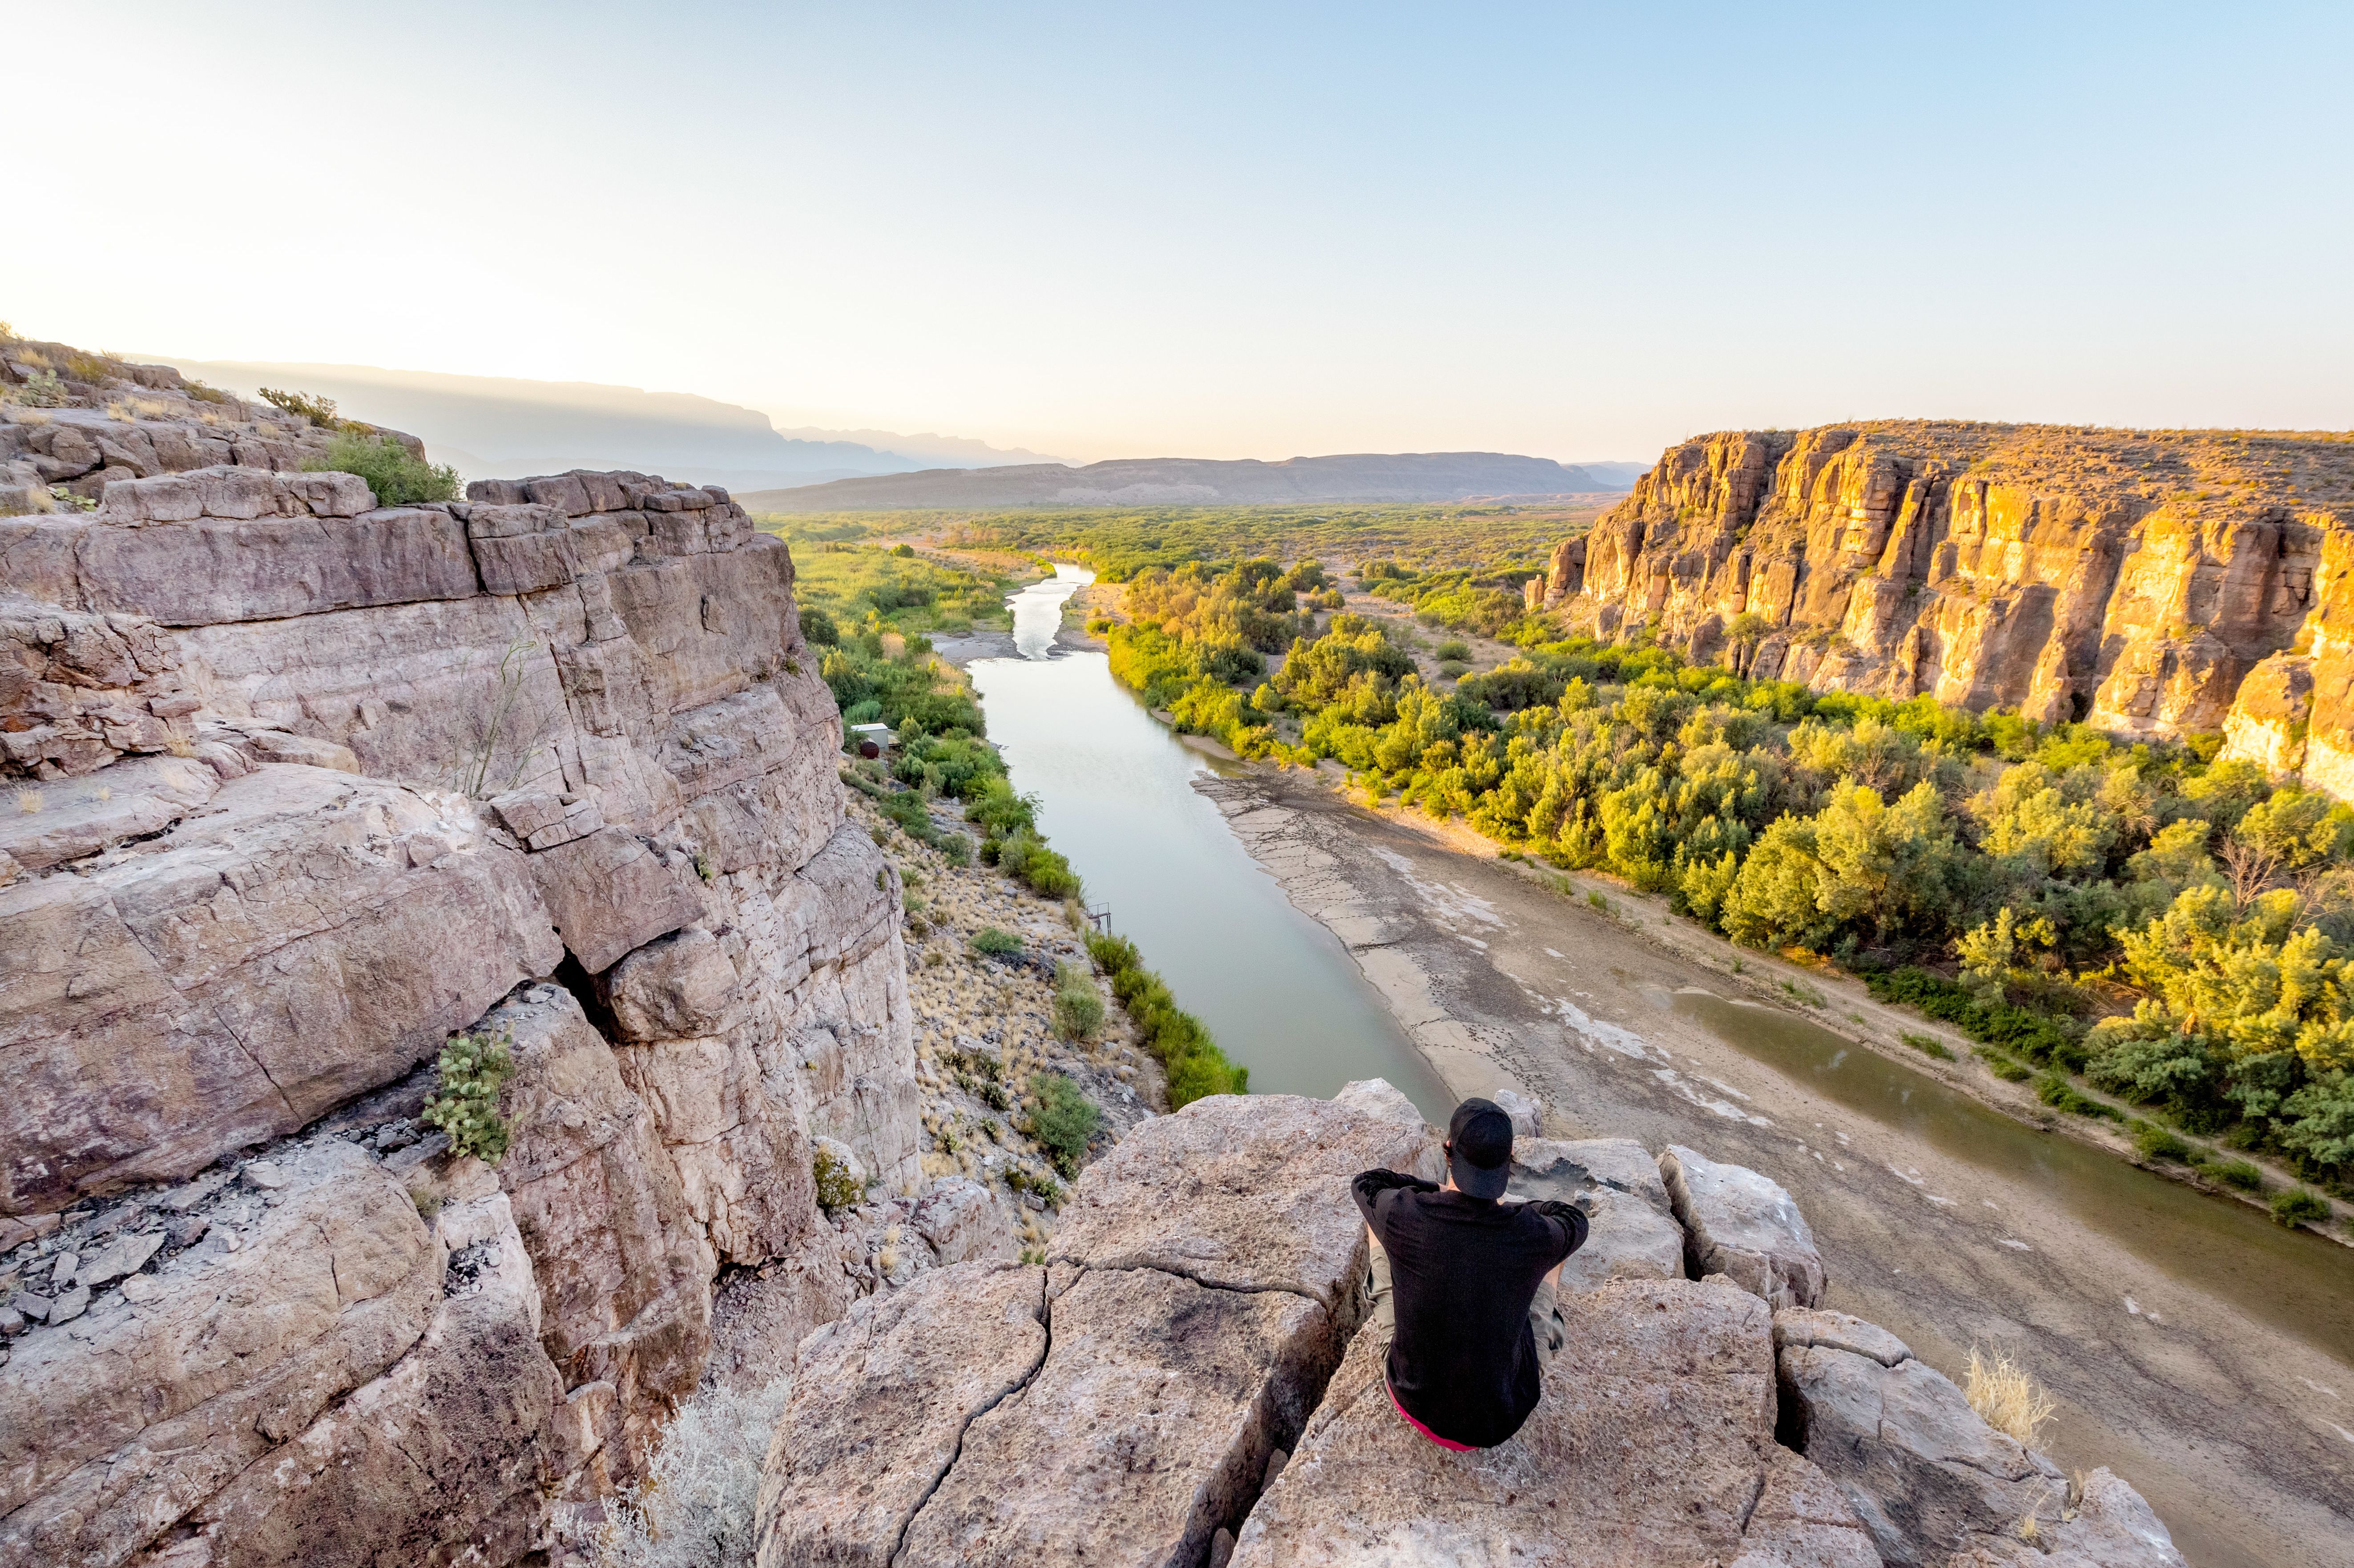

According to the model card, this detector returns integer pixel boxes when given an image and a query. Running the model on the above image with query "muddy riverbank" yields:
[1200,765,2354,1568]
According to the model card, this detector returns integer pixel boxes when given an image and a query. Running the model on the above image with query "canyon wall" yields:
[1538,421,2354,784]
[0,347,947,1564]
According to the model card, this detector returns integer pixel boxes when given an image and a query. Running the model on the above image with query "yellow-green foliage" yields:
[812,1144,865,1214]
[422,1028,517,1164]
[304,432,460,505]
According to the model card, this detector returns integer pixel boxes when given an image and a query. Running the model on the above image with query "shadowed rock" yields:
[1658,1144,1825,1309]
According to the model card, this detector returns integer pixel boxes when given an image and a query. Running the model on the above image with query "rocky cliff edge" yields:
[755,1084,2185,1568]
[0,344,953,1565]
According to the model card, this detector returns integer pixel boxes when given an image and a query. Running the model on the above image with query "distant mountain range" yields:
[742,452,1635,512]
[141,359,1056,490]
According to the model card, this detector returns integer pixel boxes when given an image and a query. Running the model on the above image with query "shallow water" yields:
[967,567,1452,1117]
[1671,987,2354,1364]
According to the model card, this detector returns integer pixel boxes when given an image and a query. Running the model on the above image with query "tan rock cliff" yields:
[1540,421,2354,781]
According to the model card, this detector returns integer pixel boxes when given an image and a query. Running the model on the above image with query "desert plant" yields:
[2212,1158,2265,1192]
[1027,1071,1102,1177]
[1052,960,1105,1040]
[1900,1032,1956,1061]
[811,1144,865,1214]
[1964,1346,2055,1448]
[2132,1123,2193,1162]
[258,386,346,427]
[1976,1047,2033,1083]
[16,370,67,407]
[2271,1187,2330,1228]
[302,431,460,505]
[1004,1162,1065,1205]
[455,636,550,797]
[1433,639,1471,661]
[970,926,1022,957]
[591,1376,793,1568]
[421,1028,517,1164]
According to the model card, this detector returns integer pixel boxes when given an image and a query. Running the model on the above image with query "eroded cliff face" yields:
[0,351,945,1565]
[1542,422,2354,762]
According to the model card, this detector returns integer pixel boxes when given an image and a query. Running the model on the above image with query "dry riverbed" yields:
[1198,765,2354,1568]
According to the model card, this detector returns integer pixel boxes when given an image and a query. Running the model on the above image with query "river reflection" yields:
[967,566,1452,1117]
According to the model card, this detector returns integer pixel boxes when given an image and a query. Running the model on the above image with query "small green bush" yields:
[2213,1158,2265,1192]
[799,605,840,646]
[812,1144,865,1214]
[2132,1123,2193,1162]
[936,832,973,867]
[971,927,1022,957]
[1052,961,1106,1040]
[1900,1032,1956,1061]
[303,432,460,505]
[16,370,67,408]
[1005,1164,1064,1206]
[2036,1072,2120,1121]
[2270,1187,2330,1229]
[421,1028,516,1164]
[1433,640,1471,662]
[259,386,346,427]
[1976,1047,2032,1082]
[1028,1071,1102,1177]
[1084,930,1248,1107]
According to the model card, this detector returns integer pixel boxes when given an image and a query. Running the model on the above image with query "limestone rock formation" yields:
[0,342,943,1566]
[1659,1144,1826,1309]
[761,1085,2183,1568]
[1539,421,2354,768]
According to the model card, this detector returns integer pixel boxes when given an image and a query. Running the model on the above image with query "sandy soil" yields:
[1200,766,2354,1568]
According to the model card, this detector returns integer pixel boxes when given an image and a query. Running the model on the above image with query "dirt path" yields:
[1200,766,2354,1568]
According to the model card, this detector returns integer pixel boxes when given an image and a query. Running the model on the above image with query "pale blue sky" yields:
[7,2,2348,462]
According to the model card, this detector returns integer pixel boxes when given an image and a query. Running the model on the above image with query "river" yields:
[962,563,2354,1567]
[966,565,1452,1115]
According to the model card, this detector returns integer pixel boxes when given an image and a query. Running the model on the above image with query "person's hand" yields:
[1353,1167,1439,1196]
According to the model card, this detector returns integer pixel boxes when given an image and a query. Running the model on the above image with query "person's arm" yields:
[1525,1198,1590,1287]
[1352,1167,1437,1231]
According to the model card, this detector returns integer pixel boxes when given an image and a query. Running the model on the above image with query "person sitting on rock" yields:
[1351,1096,1588,1451]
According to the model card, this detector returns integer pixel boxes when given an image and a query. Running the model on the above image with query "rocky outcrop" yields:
[1542,421,2354,752]
[762,1084,2185,1568]
[0,345,936,1566]
[1659,1143,1826,1310]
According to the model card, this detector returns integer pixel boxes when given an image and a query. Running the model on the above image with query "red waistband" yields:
[1385,1375,1479,1452]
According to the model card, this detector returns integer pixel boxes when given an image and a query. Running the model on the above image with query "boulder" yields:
[1508,1136,1685,1290]
[1779,1338,2068,1566]
[0,1140,440,1568]
[0,766,563,1212]
[527,825,705,974]
[909,1175,1016,1267]
[754,1262,1050,1565]
[607,927,742,1041]
[901,1265,1335,1568]
[1774,1304,1912,1368]
[1230,1277,1874,1568]
[1658,1145,1824,1309]
[1047,1087,1434,1307]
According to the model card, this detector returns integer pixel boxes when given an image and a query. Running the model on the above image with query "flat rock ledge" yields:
[756,1085,2185,1568]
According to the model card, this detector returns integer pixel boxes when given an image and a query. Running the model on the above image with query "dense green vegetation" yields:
[1085,931,1249,1103]
[304,431,461,505]
[766,501,1597,582]
[777,532,1031,639]
[1112,557,2354,1194]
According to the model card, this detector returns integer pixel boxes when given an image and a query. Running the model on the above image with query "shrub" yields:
[421,1028,516,1164]
[1028,1072,1103,1177]
[971,926,1022,957]
[1433,639,1471,661]
[1900,1032,1956,1061]
[1084,930,1248,1108]
[2132,1124,2193,1162]
[936,831,973,867]
[1052,961,1106,1040]
[1005,1165,1064,1206]
[1963,1346,2054,1448]
[2212,1158,2265,1192]
[1976,1047,2033,1083]
[799,605,840,646]
[258,386,345,427]
[15,370,67,407]
[2270,1187,2330,1229]
[812,1144,865,1214]
[2036,1071,2119,1120]
[996,831,1083,898]
[590,1376,791,1568]
[302,432,460,505]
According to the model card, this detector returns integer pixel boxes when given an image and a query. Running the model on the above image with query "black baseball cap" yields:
[1446,1098,1515,1200]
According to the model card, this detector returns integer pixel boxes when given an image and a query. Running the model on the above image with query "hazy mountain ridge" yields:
[141,358,1051,490]
[743,451,1634,511]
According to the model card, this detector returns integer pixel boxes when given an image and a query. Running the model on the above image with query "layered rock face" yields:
[0,353,931,1565]
[1540,422,2354,762]
[762,1084,2184,1568]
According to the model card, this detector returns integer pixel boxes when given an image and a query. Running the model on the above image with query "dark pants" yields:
[1365,1235,1563,1371]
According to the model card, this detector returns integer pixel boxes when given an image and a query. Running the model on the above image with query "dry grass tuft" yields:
[1966,1346,2056,1449]
[15,789,42,815]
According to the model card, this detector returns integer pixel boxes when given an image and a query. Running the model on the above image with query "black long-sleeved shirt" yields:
[1352,1168,1587,1448]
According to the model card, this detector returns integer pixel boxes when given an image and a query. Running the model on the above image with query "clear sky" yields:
[7,2,2349,464]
